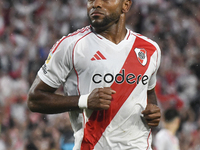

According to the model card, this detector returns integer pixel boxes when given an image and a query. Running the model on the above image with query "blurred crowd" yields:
[0,0,200,150]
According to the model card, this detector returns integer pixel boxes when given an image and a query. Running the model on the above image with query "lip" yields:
[91,11,104,16]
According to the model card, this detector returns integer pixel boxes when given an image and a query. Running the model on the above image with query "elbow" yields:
[27,90,39,112]
[27,98,36,112]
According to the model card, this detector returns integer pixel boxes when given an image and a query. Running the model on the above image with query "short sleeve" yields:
[38,36,73,88]
[148,43,161,90]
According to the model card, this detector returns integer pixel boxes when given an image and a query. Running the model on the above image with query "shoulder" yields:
[130,31,161,51]
[50,26,92,54]
[65,26,92,44]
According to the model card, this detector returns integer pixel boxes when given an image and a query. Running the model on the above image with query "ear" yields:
[122,0,132,13]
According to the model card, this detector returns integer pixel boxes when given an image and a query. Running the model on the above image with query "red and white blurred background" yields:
[0,0,200,150]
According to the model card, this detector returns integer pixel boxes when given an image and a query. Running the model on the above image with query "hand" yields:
[87,87,116,110]
[142,104,161,127]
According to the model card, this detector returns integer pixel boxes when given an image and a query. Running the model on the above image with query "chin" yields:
[91,23,103,28]
[91,20,107,28]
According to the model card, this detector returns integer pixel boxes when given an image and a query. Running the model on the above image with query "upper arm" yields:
[28,75,57,101]
[37,36,73,89]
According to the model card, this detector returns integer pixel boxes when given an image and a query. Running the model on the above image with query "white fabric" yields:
[154,129,180,150]
[78,94,89,109]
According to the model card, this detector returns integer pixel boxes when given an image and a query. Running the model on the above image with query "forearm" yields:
[147,88,158,105]
[142,88,161,127]
[28,91,80,114]
[27,76,80,114]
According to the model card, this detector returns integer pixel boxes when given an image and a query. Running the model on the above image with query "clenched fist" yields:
[142,104,161,127]
[88,87,116,110]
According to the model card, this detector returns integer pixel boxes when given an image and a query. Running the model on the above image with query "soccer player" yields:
[27,0,161,149]
[154,108,180,150]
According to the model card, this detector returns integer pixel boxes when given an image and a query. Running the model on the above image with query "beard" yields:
[88,12,120,28]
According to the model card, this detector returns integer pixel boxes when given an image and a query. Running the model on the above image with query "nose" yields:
[93,0,102,8]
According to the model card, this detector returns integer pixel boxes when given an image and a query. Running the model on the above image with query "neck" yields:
[92,14,127,44]
[164,123,177,135]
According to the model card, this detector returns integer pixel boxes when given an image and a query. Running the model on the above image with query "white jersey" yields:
[38,26,161,150]
[154,129,180,150]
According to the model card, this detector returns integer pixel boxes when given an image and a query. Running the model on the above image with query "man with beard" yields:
[27,0,161,149]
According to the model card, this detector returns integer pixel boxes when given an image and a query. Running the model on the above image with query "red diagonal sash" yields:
[81,37,156,149]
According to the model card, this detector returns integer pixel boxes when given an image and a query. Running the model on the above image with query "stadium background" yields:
[0,0,200,149]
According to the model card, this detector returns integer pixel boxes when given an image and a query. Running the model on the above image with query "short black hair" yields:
[164,108,180,123]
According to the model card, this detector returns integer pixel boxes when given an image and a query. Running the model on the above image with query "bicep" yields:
[27,75,58,111]
[29,75,57,97]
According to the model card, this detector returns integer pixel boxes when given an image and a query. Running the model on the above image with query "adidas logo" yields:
[91,51,106,61]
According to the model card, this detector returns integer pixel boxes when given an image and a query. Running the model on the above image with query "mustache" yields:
[89,8,104,15]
